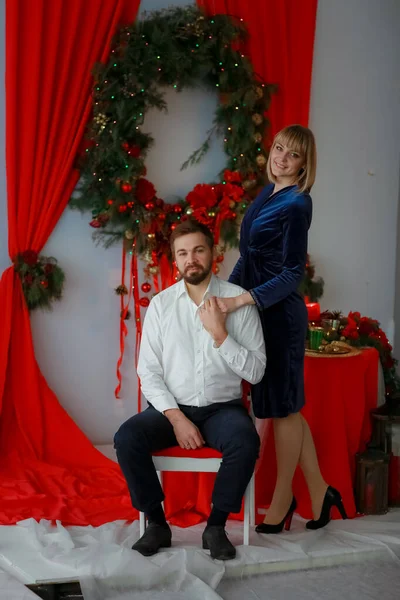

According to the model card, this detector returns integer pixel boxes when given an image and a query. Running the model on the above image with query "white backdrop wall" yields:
[0,0,399,443]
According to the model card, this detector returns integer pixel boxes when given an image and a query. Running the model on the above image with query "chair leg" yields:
[139,511,146,537]
[243,484,250,546]
[249,473,255,526]
[157,471,164,511]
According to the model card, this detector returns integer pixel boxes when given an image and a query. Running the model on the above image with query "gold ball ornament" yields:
[125,230,134,240]
[253,132,263,143]
[252,113,263,126]
[185,207,193,215]
[242,179,257,191]
[229,201,236,209]
[256,154,267,167]
[208,210,216,218]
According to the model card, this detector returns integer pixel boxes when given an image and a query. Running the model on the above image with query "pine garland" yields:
[70,6,274,270]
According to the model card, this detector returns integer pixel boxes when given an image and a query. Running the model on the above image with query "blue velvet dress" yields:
[229,184,312,419]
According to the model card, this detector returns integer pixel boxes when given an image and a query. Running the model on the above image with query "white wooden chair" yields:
[139,444,256,546]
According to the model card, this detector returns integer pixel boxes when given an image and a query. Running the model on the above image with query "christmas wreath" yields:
[14,251,65,311]
[71,5,274,275]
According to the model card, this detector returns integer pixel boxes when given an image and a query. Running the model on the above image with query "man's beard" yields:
[180,261,212,285]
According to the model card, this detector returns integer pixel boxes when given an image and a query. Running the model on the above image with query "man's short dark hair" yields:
[170,219,214,253]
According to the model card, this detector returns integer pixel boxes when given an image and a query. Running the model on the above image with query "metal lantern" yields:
[355,444,389,515]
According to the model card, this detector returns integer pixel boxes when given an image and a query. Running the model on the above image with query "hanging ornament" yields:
[141,282,152,293]
[170,224,177,231]
[158,212,166,221]
[253,132,263,143]
[125,230,135,240]
[255,86,264,99]
[40,280,49,288]
[207,210,216,218]
[118,204,128,212]
[145,201,155,211]
[173,205,183,213]
[89,219,102,228]
[115,284,128,295]
[121,142,130,151]
[256,154,267,167]
[121,182,133,193]
[252,113,263,126]
[107,199,114,206]
[185,207,193,216]
[127,201,134,208]
[147,233,155,239]
[139,297,150,308]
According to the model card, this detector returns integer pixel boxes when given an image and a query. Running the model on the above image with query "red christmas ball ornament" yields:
[118,204,128,213]
[145,202,155,211]
[127,145,141,158]
[139,297,150,308]
[121,142,130,151]
[231,212,237,219]
[158,213,166,221]
[141,282,152,293]
[216,255,224,263]
[40,280,49,288]
[121,182,132,193]
[107,199,114,206]
[89,219,102,228]
[173,205,183,213]
[170,223,177,230]
[127,201,134,208]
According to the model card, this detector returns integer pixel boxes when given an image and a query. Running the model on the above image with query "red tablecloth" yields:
[162,348,379,525]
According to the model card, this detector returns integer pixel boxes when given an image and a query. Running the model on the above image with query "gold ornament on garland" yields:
[252,113,263,126]
[255,86,264,99]
[256,154,267,167]
[242,179,257,191]
[253,132,263,143]
[124,229,134,240]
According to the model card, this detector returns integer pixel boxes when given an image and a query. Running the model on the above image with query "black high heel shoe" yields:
[306,486,348,530]
[255,497,297,534]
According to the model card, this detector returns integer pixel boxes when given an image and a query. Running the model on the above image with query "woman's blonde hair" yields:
[266,125,317,193]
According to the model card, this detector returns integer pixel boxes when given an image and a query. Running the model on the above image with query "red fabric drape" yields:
[197,0,318,138]
[0,0,140,525]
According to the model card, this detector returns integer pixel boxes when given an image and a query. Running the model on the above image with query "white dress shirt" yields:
[137,274,266,413]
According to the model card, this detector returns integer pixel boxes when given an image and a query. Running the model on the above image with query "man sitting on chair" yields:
[114,219,266,560]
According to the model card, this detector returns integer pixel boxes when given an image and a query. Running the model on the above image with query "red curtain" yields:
[0,0,140,525]
[197,0,318,139]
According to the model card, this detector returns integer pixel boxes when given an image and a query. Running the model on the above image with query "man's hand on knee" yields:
[164,409,205,450]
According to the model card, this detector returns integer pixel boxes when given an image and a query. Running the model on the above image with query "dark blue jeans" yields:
[114,400,260,515]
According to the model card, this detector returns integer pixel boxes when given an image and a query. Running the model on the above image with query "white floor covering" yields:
[0,510,400,599]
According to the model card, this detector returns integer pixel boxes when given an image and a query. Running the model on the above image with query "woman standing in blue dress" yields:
[218,125,347,532]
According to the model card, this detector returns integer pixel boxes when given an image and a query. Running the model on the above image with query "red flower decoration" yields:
[128,145,141,158]
[224,170,242,184]
[348,311,361,322]
[136,178,156,204]
[192,207,214,227]
[21,250,38,266]
[186,184,218,210]
[221,182,244,202]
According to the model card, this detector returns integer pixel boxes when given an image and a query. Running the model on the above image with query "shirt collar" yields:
[176,273,220,304]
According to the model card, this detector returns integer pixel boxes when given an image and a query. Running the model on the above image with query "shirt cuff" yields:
[149,394,179,414]
[215,333,241,364]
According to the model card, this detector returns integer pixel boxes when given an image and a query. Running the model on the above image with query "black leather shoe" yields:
[202,525,236,560]
[306,486,348,530]
[132,522,172,556]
